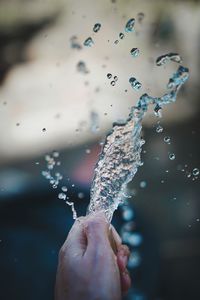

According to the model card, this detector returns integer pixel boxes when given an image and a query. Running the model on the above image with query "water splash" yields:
[93,23,101,33]
[90,111,100,133]
[130,48,140,57]
[169,153,176,160]
[129,77,142,91]
[42,151,78,219]
[125,18,135,32]
[119,32,125,39]
[83,37,94,47]
[137,12,145,24]
[70,35,82,50]
[87,65,189,221]
[77,61,89,74]
[66,201,77,219]
[156,53,182,66]
[193,168,199,176]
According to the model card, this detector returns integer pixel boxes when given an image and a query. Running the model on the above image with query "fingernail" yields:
[111,226,122,245]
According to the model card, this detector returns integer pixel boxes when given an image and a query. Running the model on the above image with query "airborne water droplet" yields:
[129,77,142,91]
[164,136,171,144]
[169,153,175,160]
[61,186,68,192]
[114,76,118,81]
[93,23,101,33]
[130,48,140,57]
[107,73,112,79]
[156,53,182,66]
[125,18,135,32]
[192,168,199,176]
[140,181,147,188]
[119,32,125,39]
[77,61,89,74]
[156,124,163,133]
[111,80,116,86]
[83,37,94,47]
[137,12,145,23]
[58,193,66,200]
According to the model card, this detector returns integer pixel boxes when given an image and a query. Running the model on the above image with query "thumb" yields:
[60,217,87,258]
[84,212,111,257]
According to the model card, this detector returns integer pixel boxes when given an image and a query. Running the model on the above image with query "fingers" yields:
[83,212,111,257]
[117,244,132,294]
[60,217,87,258]
[110,225,122,246]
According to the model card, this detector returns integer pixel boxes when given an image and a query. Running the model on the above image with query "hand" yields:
[55,212,131,300]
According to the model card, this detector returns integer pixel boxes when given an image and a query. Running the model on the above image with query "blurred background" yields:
[0,0,200,299]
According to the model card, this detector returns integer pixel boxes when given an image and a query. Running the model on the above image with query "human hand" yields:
[55,212,131,300]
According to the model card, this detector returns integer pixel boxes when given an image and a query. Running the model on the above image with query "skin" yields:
[55,212,131,300]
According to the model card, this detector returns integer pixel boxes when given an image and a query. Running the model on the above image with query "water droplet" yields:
[72,184,75,187]
[197,218,200,222]
[192,168,199,176]
[86,149,91,154]
[114,39,119,44]
[53,151,59,158]
[129,77,142,90]
[93,23,101,33]
[78,192,84,199]
[164,136,171,144]
[111,80,116,86]
[83,37,94,47]
[70,35,82,50]
[61,186,68,192]
[114,76,118,81]
[169,153,175,160]
[156,124,163,133]
[58,193,66,200]
[77,61,89,74]
[119,32,125,39]
[156,53,182,66]
[130,48,140,57]
[140,181,147,188]
[137,12,145,23]
[125,18,135,32]
[42,128,46,132]
[107,73,112,79]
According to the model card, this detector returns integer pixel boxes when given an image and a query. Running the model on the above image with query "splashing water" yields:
[129,77,142,91]
[193,168,199,176]
[93,23,101,33]
[125,18,135,32]
[156,53,182,66]
[77,61,89,74]
[137,12,145,24]
[66,201,77,219]
[90,111,100,133]
[83,37,94,47]
[87,65,189,221]
[130,48,140,57]
[169,153,176,160]
[70,35,82,50]
[119,32,125,39]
